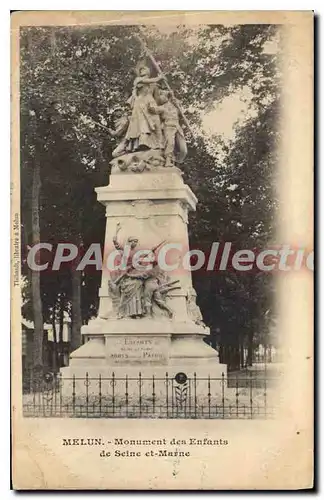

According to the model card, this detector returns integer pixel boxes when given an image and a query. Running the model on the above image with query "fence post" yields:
[32,372,36,416]
[72,374,76,416]
[111,372,115,416]
[138,372,142,417]
[59,372,63,418]
[171,376,174,418]
[207,375,211,419]
[264,369,267,418]
[194,372,197,419]
[235,375,239,417]
[249,371,253,419]
[125,375,129,417]
[188,376,191,417]
[152,375,156,416]
[221,372,225,419]
[98,373,102,417]
[85,372,89,418]
[165,372,169,418]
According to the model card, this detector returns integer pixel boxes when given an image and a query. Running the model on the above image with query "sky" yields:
[154,23,277,144]
[201,31,279,142]
[201,86,258,142]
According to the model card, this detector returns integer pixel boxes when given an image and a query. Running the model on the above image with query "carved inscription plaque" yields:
[106,335,170,365]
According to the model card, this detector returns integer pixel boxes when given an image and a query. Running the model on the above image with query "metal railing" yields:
[23,370,275,419]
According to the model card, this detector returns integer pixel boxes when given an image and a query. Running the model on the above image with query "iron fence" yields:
[23,370,276,419]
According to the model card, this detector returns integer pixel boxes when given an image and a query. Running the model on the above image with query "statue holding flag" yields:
[124,63,164,153]
[107,37,190,171]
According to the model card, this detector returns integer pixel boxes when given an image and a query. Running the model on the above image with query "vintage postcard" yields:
[11,11,314,490]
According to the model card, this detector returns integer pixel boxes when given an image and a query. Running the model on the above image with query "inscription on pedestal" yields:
[106,335,170,365]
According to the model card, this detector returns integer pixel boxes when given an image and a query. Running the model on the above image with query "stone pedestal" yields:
[61,167,226,392]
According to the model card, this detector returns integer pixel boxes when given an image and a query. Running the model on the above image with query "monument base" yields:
[69,317,223,364]
[60,317,227,398]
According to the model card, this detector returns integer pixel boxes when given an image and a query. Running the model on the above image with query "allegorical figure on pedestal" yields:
[106,57,189,171]
[108,223,180,319]
[124,63,164,153]
[107,108,129,158]
[149,90,188,167]
[109,222,143,318]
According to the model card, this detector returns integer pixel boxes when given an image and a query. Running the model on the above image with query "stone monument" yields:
[61,60,227,386]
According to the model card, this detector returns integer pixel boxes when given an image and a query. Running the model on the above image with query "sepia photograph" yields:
[11,10,313,489]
